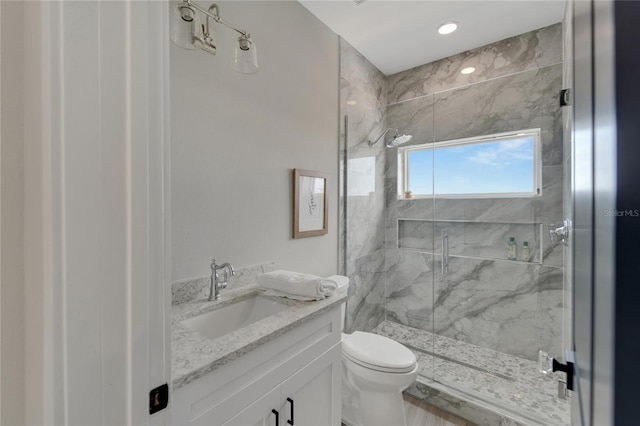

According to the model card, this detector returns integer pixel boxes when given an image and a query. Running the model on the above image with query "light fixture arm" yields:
[368,128,399,146]
[185,0,250,38]
[204,4,217,40]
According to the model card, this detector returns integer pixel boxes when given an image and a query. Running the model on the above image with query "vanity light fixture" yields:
[170,3,202,50]
[170,1,258,74]
[437,21,458,35]
[233,34,258,74]
[461,67,476,74]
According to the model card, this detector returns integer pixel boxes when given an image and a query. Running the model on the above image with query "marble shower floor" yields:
[373,321,570,426]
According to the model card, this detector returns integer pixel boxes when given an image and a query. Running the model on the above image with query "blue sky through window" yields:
[407,135,536,196]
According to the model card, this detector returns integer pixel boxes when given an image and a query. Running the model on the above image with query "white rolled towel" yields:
[257,270,338,301]
[326,275,349,291]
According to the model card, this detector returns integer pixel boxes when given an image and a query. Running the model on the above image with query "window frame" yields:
[399,128,542,199]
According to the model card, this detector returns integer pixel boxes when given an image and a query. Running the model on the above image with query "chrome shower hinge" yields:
[550,219,571,246]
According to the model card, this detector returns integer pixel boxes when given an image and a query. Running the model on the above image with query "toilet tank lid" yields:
[343,331,416,370]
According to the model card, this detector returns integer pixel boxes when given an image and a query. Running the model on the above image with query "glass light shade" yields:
[170,3,203,50]
[232,37,258,74]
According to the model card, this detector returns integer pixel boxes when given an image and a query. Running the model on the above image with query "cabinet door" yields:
[279,345,342,426]
[222,387,281,426]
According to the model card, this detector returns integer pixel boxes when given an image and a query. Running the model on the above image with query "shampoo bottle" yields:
[522,241,530,261]
[507,237,517,260]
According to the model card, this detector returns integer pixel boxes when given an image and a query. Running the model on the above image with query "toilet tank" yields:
[327,275,349,331]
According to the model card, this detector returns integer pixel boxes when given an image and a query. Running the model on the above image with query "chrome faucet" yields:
[209,258,236,301]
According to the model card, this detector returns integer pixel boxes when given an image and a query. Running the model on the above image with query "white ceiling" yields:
[298,0,566,75]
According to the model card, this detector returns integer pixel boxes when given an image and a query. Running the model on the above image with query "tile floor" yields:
[373,321,570,426]
[342,394,472,426]
[404,393,476,426]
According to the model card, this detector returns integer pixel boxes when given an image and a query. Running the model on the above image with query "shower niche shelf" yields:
[397,219,542,264]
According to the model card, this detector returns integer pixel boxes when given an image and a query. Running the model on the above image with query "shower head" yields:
[368,128,413,148]
[386,133,413,147]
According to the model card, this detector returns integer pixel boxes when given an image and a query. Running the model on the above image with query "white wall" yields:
[171,1,340,281]
[0,2,25,424]
[22,2,51,422]
[17,2,171,424]
[46,2,170,423]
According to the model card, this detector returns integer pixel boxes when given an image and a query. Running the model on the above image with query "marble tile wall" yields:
[339,39,388,332]
[434,257,564,358]
[383,24,565,361]
[432,65,563,165]
[387,24,563,105]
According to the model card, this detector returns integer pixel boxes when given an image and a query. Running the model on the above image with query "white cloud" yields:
[465,137,533,167]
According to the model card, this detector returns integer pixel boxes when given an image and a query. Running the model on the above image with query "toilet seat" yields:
[342,331,416,373]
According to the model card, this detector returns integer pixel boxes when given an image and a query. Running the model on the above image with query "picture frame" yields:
[292,169,328,238]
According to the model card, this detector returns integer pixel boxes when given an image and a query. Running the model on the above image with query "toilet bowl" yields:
[327,276,418,426]
[341,331,418,426]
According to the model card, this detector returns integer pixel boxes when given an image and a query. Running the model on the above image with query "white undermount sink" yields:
[180,294,289,340]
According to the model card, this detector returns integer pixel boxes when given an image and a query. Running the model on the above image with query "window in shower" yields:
[399,129,542,198]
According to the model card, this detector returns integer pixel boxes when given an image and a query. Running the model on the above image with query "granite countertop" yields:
[171,284,347,390]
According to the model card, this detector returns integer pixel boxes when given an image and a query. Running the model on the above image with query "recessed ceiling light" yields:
[437,22,458,35]
[461,67,476,74]
[346,100,357,106]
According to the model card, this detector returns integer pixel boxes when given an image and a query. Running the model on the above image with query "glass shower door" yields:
[385,93,437,388]
[429,60,570,425]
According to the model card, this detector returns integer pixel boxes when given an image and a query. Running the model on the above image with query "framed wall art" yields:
[292,169,328,238]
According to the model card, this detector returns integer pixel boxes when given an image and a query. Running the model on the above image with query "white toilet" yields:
[328,276,418,426]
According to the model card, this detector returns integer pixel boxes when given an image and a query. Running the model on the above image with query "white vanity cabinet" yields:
[276,345,339,426]
[221,387,280,426]
[223,345,340,426]
[172,307,342,426]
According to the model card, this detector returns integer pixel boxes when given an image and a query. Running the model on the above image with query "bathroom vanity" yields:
[171,285,346,425]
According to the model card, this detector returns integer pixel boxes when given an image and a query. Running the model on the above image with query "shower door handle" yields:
[441,228,449,274]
